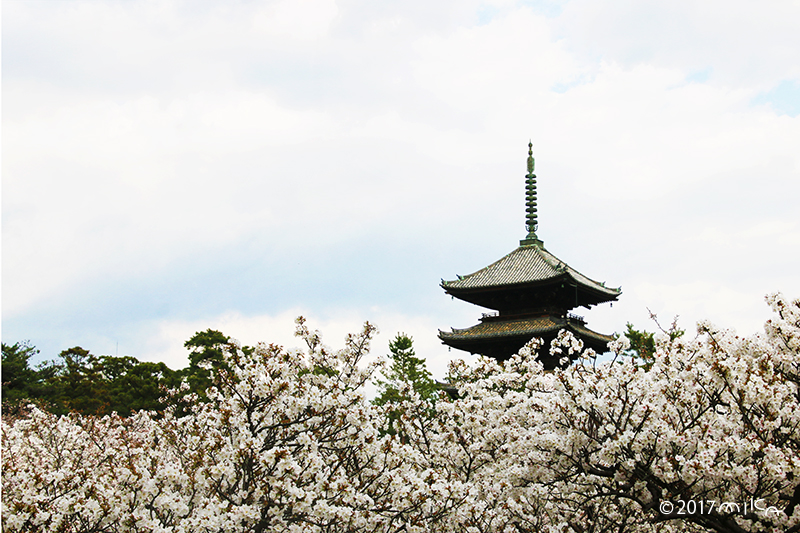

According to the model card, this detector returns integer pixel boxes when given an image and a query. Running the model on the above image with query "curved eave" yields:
[442,244,620,304]
[442,272,620,302]
[438,316,614,347]
[442,277,620,313]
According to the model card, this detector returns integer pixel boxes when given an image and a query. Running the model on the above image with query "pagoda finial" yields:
[527,140,534,174]
[521,141,542,247]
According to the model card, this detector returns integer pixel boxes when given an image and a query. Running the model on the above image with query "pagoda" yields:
[438,143,621,368]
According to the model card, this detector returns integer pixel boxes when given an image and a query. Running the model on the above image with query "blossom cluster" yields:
[4,295,800,533]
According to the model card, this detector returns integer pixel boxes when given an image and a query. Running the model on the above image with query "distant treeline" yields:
[3,323,659,419]
[1,329,247,417]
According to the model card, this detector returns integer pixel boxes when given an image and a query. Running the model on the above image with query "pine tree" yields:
[373,334,436,435]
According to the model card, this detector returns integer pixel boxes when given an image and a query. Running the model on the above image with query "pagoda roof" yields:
[439,314,614,347]
[442,243,620,305]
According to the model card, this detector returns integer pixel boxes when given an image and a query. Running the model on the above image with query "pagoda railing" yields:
[567,312,586,325]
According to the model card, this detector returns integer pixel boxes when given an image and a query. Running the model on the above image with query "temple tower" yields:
[438,143,621,368]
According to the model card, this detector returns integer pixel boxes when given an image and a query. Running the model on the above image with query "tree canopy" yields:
[0,332,235,416]
[373,333,438,435]
[4,294,800,533]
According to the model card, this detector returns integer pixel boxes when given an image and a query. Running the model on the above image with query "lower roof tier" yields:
[439,314,614,369]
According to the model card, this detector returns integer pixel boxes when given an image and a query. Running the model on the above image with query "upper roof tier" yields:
[441,243,621,311]
[442,142,620,312]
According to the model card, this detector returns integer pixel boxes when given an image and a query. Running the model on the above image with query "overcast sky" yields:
[3,0,799,379]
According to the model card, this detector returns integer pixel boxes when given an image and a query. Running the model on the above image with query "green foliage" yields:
[2,341,41,413]
[374,334,437,435]
[375,334,437,404]
[2,342,180,417]
[4,328,406,420]
[623,323,656,369]
[57,347,107,415]
[100,357,181,416]
[182,329,234,400]
[623,320,684,370]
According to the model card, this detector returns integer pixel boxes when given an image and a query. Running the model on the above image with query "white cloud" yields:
[3,0,798,369]
[252,0,339,41]
[554,0,800,88]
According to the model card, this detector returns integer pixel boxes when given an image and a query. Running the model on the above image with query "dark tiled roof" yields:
[439,315,614,345]
[442,244,620,299]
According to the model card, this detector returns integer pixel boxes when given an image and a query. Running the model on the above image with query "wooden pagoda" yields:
[438,143,621,368]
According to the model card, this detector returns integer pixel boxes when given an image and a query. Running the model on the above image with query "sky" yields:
[3,0,800,382]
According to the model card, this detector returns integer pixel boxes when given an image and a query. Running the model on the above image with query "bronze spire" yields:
[521,141,543,247]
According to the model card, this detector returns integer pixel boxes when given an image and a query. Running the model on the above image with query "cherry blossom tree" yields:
[4,295,799,533]
[3,318,456,532]
[395,293,800,533]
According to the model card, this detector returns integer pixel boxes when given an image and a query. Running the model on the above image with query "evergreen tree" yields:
[2,341,40,414]
[56,347,109,415]
[2,341,181,416]
[623,323,656,369]
[98,356,179,416]
[181,329,253,399]
[623,320,684,370]
[373,334,436,434]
